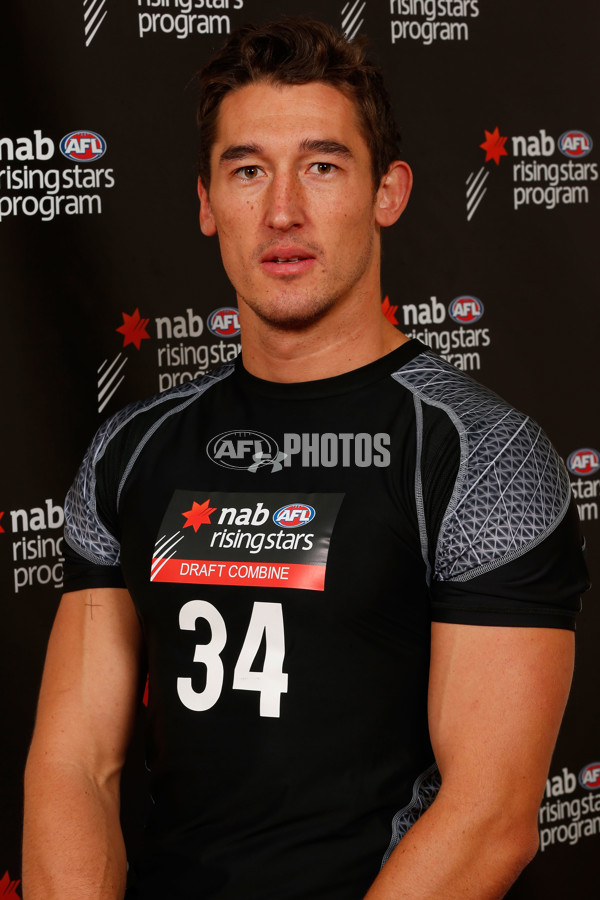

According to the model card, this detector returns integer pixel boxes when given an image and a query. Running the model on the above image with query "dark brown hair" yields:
[196,17,401,189]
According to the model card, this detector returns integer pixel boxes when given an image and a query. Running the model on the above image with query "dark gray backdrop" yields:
[1,1,598,896]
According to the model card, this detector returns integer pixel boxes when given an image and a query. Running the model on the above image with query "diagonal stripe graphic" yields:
[466,182,486,211]
[98,355,127,398]
[466,187,487,221]
[342,0,362,24]
[155,531,184,556]
[341,0,366,41]
[98,374,126,413]
[84,0,107,47]
[84,0,103,22]
[465,167,489,220]
[344,11,365,41]
[152,534,186,570]
[151,548,182,581]
[98,352,125,387]
[466,166,488,198]
[97,354,128,413]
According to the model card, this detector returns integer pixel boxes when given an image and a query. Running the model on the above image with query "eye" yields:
[309,162,337,175]
[235,165,263,180]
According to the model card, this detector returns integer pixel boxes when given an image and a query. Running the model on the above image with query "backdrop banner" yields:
[1,1,598,896]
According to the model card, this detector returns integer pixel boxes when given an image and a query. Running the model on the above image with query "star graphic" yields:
[182,499,217,532]
[0,871,21,899]
[480,127,508,165]
[116,308,151,350]
[381,295,399,326]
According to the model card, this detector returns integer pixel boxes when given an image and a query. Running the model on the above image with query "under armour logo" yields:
[249,450,287,474]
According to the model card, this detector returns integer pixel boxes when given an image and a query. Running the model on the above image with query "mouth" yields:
[270,256,307,264]
[260,248,317,276]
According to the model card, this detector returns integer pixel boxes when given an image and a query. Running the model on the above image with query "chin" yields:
[245,293,339,331]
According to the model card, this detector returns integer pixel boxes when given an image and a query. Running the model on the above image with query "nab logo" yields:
[559,130,593,158]
[207,430,283,471]
[567,448,600,477]
[448,296,484,324]
[579,762,600,791]
[60,130,106,162]
[208,307,241,338]
[273,504,315,528]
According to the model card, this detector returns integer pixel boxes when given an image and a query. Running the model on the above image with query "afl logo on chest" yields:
[567,448,600,476]
[273,504,315,528]
[207,307,241,337]
[579,762,600,791]
[448,296,484,324]
[558,130,593,158]
[207,430,280,470]
[60,131,106,161]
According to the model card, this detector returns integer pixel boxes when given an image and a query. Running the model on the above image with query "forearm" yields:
[23,753,127,900]
[364,790,539,900]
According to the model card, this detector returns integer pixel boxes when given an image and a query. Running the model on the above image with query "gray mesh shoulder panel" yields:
[64,366,234,567]
[393,351,571,582]
[381,763,441,865]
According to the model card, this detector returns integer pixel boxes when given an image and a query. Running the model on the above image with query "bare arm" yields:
[364,623,574,899]
[23,587,143,900]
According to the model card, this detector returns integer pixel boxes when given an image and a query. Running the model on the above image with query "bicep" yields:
[428,622,574,812]
[30,587,143,778]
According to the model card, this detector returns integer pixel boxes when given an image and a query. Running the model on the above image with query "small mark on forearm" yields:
[85,594,103,620]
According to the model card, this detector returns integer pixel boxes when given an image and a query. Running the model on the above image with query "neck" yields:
[238,293,409,383]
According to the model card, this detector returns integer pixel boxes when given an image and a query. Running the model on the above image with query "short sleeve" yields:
[62,539,126,592]
[393,349,590,629]
[431,498,588,629]
[62,366,235,594]
[62,407,130,592]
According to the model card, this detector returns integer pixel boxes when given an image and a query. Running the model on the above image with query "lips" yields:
[261,246,314,263]
[260,246,316,276]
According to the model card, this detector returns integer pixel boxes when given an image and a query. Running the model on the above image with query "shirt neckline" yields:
[235,339,428,400]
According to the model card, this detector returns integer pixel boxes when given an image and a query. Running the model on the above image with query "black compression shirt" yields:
[63,340,589,899]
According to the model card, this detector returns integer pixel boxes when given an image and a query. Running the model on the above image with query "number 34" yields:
[177,599,289,718]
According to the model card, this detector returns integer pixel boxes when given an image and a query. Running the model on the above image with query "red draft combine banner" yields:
[150,491,344,591]
[151,558,326,590]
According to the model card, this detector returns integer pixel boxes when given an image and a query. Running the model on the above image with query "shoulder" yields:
[392,346,523,433]
[64,364,235,565]
[89,363,235,470]
[394,349,571,582]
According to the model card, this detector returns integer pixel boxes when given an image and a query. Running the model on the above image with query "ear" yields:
[374,161,413,227]
[198,177,217,236]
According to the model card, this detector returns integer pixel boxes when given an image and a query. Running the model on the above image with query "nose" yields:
[264,172,304,231]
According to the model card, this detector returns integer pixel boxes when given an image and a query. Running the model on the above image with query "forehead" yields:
[212,80,367,158]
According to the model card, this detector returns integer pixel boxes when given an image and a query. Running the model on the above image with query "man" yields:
[23,18,588,900]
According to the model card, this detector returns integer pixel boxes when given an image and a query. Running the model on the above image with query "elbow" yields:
[506,820,540,870]
[488,814,540,887]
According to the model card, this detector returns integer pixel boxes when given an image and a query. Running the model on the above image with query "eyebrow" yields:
[298,139,353,158]
[219,139,354,166]
[219,144,262,164]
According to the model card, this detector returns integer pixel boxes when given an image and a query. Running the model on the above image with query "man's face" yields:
[198,81,402,330]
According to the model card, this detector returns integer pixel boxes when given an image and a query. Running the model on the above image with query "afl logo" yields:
[207,307,240,338]
[579,762,600,791]
[207,430,281,470]
[567,448,600,477]
[448,296,484,324]
[273,504,315,528]
[60,131,106,162]
[559,130,592,158]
